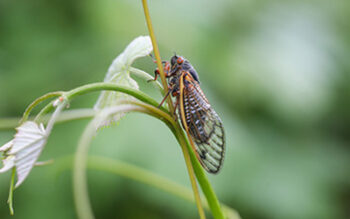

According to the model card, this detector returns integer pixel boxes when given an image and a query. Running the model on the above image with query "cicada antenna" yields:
[149,53,167,64]
[149,53,156,63]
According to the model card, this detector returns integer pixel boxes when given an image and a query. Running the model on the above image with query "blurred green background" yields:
[1,0,350,218]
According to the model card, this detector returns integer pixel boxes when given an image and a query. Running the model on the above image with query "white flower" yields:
[94,36,153,128]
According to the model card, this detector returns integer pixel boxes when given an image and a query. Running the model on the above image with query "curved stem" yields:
[74,104,165,219]
[1,109,94,130]
[34,82,169,122]
[54,155,240,218]
[20,91,63,124]
[88,156,195,204]
[94,155,239,219]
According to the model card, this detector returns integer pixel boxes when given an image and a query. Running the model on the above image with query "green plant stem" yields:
[88,155,195,202]
[141,0,174,114]
[53,155,240,219]
[7,168,15,215]
[33,82,169,122]
[178,129,226,219]
[20,91,63,124]
[0,118,24,130]
[74,120,96,219]
[89,155,240,219]
[72,103,190,219]
[74,104,158,219]
[115,102,210,215]
[142,1,207,218]
[179,133,207,219]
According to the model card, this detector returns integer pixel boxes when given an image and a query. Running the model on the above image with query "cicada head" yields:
[170,54,178,66]
[170,55,200,82]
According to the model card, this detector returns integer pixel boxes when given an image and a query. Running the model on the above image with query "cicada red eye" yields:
[177,57,184,64]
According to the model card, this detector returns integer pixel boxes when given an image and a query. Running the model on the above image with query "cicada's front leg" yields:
[148,61,171,82]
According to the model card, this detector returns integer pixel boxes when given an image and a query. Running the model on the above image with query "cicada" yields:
[152,55,225,174]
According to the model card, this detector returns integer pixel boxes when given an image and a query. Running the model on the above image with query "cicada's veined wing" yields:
[180,75,225,174]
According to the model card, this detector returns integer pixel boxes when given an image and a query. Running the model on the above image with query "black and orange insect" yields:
[151,55,225,174]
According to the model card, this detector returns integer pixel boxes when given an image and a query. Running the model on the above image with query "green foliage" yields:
[0,0,350,219]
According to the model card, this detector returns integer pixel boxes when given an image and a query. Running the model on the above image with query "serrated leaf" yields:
[0,140,13,152]
[94,36,153,128]
[0,140,15,173]
[0,155,15,173]
[0,99,65,189]
[9,121,47,187]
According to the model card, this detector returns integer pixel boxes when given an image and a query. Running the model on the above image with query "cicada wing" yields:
[181,79,225,174]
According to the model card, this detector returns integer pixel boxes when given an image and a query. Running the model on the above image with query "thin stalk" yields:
[74,121,95,219]
[179,135,206,219]
[53,155,240,219]
[7,168,15,215]
[88,156,194,203]
[1,109,94,130]
[74,104,157,219]
[141,0,174,114]
[163,116,227,218]
[0,118,24,130]
[20,91,63,124]
[177,75,206,218]
[34,83,169,122]
[126,100,174,126]
[90,155,240,219]
[178,128,226,219]
[142,1,206,218]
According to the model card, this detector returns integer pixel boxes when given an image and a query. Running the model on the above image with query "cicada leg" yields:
[147,68,160,82]
[157,83,175,108]
[148,55,171,82]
